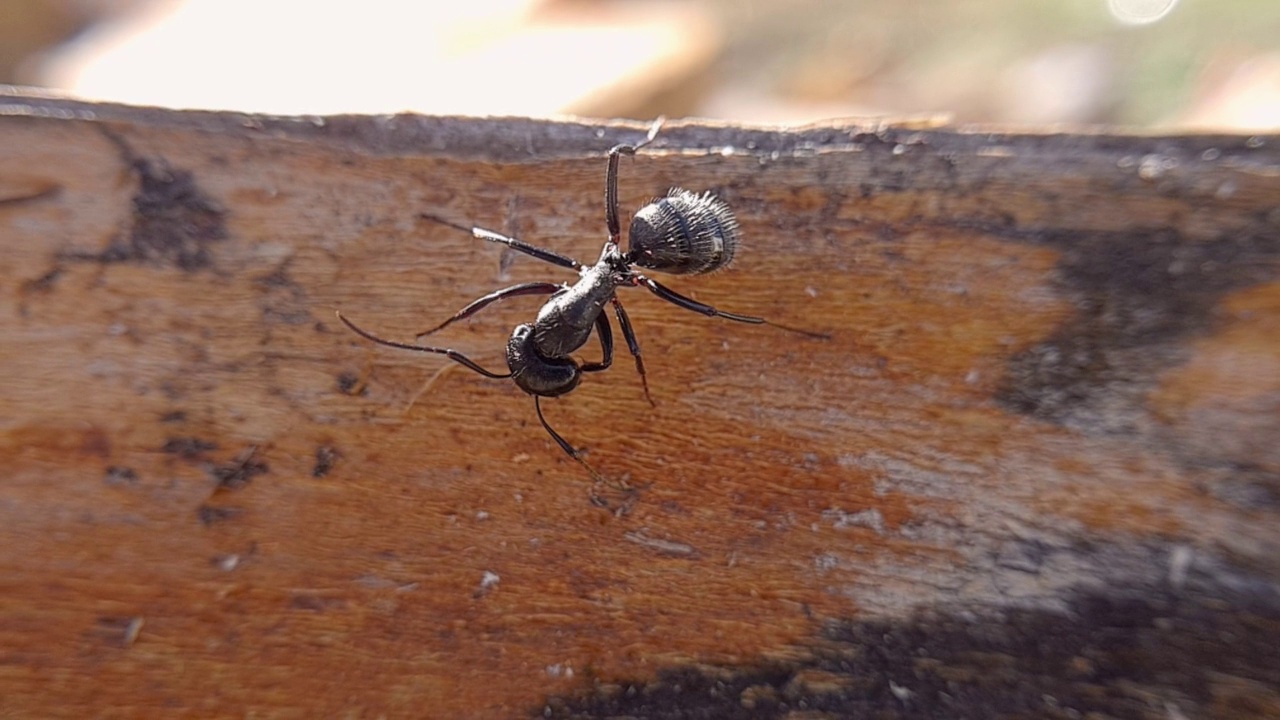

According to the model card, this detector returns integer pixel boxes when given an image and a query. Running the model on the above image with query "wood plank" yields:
[1,89,1278,718]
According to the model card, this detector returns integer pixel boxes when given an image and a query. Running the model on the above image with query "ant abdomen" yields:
[627,188,739,275]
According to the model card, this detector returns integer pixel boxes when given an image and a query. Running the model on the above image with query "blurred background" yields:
[3,0,1278,129]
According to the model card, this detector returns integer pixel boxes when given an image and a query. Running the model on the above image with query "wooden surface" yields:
[1,89,1279,718]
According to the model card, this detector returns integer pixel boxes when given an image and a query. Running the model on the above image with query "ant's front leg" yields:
[578,312,614,373]
[421,214,584,271]
[604,118,664,242]
[416,282,561,339]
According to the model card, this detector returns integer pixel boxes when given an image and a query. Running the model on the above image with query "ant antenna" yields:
[535,396,607,484]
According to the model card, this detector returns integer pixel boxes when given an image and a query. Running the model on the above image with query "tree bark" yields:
[2,88,1278,718]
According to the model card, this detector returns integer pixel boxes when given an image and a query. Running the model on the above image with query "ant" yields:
[338,120,823,502]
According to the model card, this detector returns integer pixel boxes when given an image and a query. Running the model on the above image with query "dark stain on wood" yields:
[541,574,1280,719]
[998,225,1280,431]
[209,447,268,491]
[19,266,62,294]
[312,445,340,478]
[103,466,138,486]
[61,126,226,271]
[111,156,225,270]
[196,504,243,526]
[257,260,315,325]
[161,436,217,458]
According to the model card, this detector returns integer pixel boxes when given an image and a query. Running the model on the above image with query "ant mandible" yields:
[337,119,823,498]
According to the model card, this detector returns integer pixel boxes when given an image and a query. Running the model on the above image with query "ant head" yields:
[507,324,582,397]
[626,189,739,275]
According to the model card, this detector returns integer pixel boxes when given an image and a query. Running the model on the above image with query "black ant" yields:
[337,120,823,501]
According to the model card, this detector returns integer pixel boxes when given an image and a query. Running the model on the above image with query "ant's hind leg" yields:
[639,276,830,340]
[416,282,561,339]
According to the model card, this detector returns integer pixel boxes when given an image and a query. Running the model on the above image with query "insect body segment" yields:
[628,188,739,274]
[531,262,618,359]
[338,119,821,503]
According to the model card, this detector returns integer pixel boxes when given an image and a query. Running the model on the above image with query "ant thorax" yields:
[581,243,631,286]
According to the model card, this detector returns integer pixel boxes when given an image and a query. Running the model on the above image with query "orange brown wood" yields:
[1,91,1278,718]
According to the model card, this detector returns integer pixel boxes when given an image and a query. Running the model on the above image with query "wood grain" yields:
[1,90,1278,718]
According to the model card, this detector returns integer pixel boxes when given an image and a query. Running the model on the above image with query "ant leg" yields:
[534,396,608,484]
[638,276,831,339]
[639,276,761,323]
[420,213,583,270]
[416,282,561,338]
[534,396,638,509]
[610,297,654,407]
[579,312,614,373]
[605,118,665,243]
[336,311,512,379]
